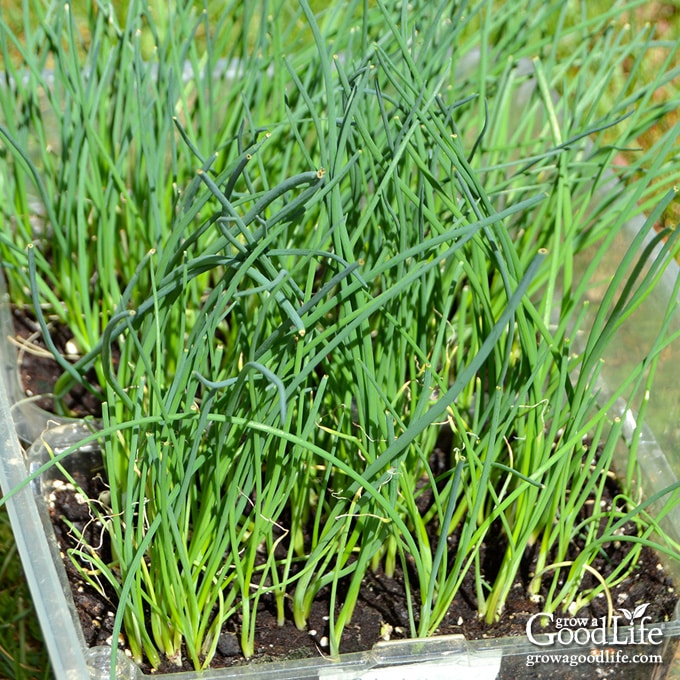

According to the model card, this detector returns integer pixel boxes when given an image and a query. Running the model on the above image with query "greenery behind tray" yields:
[1,0,680,673]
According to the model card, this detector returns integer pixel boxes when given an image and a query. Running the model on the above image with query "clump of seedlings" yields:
[1,0,680,673]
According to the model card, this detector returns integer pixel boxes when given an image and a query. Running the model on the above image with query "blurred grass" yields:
[0,502,51,679]
[0,1,677,678]
[619,0,680,228]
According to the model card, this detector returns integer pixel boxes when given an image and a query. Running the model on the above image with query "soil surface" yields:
[12,308,680,679]
[12,308,103,417]
[46,470,679,679]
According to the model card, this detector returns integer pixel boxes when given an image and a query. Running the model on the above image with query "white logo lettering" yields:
[526,605,664,648]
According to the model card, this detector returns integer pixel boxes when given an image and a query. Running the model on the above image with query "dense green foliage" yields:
[1,0,679,674]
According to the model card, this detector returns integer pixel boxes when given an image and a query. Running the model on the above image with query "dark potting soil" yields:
[12,307,103,418]
[12,308,680,678]
[47,471,679,679]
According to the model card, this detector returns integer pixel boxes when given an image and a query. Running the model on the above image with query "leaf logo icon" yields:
[618,603,650,623]
[633,603,650,620]
[619,608,633,623]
